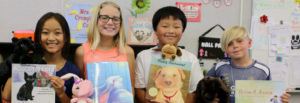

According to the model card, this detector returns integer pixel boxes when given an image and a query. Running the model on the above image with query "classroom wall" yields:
[242,0,300,102]
[0,0,62,42]
[1,0,300,102]
[0,0,242,70]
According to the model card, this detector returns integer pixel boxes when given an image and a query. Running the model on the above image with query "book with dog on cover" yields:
[86,62,134,103]
[146,58,192,103]
[12,64,55,103]
[235,80,286,103]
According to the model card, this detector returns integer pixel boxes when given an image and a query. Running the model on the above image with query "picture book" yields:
[146,58,192,103]
[12,64,56,103]
[86,62,133,103]
[235,80,286,103]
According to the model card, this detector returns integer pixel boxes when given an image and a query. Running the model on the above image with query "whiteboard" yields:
[251,0,300,89]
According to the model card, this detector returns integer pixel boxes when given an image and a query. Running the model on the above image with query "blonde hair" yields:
[87,1,126,53]
[221,26,249,51]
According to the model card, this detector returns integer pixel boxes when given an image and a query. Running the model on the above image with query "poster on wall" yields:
[290,34,300,56]
[176,2,201,22]
[63,0,95,43]
[268,25,291,56]
[127,17,158,45]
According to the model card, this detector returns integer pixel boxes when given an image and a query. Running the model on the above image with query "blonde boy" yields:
[207,26,290,103]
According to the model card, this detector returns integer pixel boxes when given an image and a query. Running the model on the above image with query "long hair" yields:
[34,12,70,59]
[87,1,126,53]
[194,77,229,103]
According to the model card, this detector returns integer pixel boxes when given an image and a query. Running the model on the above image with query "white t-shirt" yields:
[134,46,203,93]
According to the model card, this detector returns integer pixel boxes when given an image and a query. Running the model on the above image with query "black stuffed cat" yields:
[17,72,36,101]
[0,37,45,95]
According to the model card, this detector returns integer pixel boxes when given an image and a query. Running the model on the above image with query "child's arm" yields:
[185,93,195,103]
[126,45,135,95]
[135,88,147,102]
[75,46,85,79]
[1,77,11,103]
[134,52,147,102]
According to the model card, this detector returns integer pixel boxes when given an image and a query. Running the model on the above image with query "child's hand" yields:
[50,76,65,95]
[280,92,291,103]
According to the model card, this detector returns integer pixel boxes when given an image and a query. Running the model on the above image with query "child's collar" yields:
[230,59,255,69]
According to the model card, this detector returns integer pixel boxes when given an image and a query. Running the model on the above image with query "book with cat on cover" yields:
[235,80,286,103]
[86,62,134,103]
[145,58,192,103]
[12,64,56,103]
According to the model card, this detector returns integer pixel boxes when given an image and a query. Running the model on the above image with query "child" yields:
[194,77,229,103]
[134,6,203,103]
[1,12,80,103]
[34,12,80,103]
[207,25,290,103]
[74,1,135,89]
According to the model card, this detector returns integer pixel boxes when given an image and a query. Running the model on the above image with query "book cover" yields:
[146,58,192,103]
[12,64,56,103]
[235,80,286,103]
[86,62,133,103]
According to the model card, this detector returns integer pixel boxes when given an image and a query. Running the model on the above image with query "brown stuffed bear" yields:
[161,44,182,60]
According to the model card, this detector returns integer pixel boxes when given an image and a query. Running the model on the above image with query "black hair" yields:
[34,12,70,59]
[194,76,229,103]
[152,6,187,32]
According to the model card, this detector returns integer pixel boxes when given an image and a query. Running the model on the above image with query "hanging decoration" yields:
[202,0,232,8]
[260,14,268,24]
[131,0,151,15]
[198,24,229,59]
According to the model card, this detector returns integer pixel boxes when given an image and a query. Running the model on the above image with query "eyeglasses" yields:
[98,15,121,24]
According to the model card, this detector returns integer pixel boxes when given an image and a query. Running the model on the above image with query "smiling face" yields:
[40,18,65,55]
[155,16,183,46]
[225,37,252,60]
[97,4,121,38]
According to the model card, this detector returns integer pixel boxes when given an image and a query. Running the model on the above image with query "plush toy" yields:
[161,44,182,60]
[60,73,93,103]
[0,37,44,90]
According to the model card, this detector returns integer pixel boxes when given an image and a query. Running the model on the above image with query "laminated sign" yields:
[198,24,228,59]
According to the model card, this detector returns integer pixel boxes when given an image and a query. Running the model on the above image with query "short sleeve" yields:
[189,56,204,93]
[134,52,146,88]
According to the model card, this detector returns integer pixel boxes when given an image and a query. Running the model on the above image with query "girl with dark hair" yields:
[1,12,80,103]
[34,12,80,103]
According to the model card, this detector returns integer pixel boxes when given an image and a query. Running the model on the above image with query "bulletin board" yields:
[251,0,300,89]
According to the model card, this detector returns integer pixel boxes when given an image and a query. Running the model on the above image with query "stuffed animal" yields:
[0,37,44,90]
[60,73,93,103]
[161,44,182,60]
